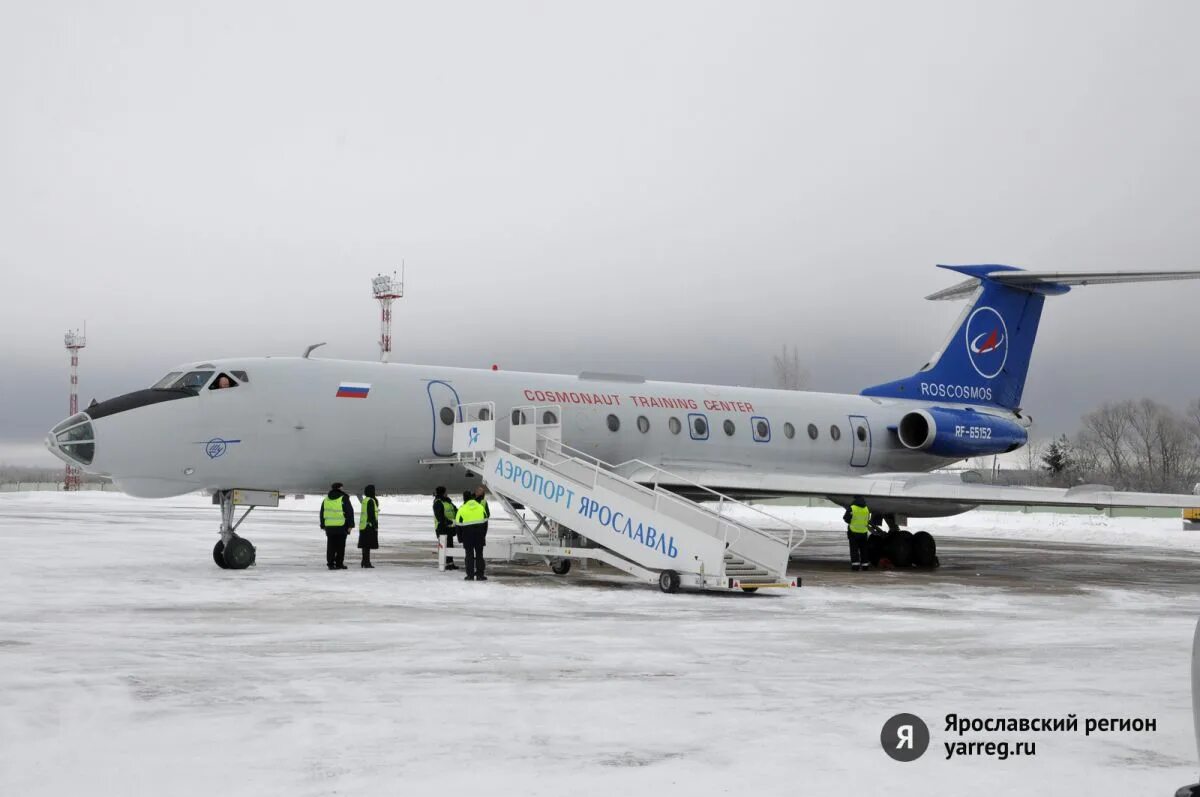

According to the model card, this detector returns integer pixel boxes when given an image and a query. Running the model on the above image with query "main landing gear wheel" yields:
[213,540,229,569]
[912,530,938,568]
[222,536,256,570]
[551,559,571,575]
[740,586,759,594]
[888,530,914,568]
[658,569,681,594]
[866,533,888,567]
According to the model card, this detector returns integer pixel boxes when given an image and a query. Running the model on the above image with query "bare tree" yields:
[1126,399,1196,491]
[771,344,808,390]
[1078,400,1135,488]
[1188,398,1200,451]
[1020,439,1046,486]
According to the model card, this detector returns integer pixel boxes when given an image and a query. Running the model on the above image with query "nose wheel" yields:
[213,490,259,570]
[216,537,256,569]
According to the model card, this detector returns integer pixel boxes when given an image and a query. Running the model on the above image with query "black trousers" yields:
[847,531,869,568]
[461,529,486,578]
[326,529,348,567]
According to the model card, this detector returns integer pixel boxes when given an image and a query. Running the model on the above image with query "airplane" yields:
[44,264,1200,573]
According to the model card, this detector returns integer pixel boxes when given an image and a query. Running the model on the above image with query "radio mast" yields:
[63,326,86,490]
[371,267,404,362]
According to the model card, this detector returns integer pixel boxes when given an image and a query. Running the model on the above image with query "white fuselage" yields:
[59,357,992,500]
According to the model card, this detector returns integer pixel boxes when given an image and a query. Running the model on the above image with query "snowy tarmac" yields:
[2,492,1199,796]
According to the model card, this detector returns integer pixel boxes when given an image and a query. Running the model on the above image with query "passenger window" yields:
[606,414,620,432]
[856,425,867,442]
[669,417,682,435]
[689,413,709,440]
[542,410,558,425]
[723,419,735,436]
[830,424,842,441]
[752,417,770,442]
[478,408,492,421]
[511,409,527,425]
[209,373,239,390]
[637,415,650,433]
[784,422,795,439]
[441,407,457,425]
[807,423,819,440]
[231,370,249,383]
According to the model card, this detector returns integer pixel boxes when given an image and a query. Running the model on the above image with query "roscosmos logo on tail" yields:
[964,306,1008,379]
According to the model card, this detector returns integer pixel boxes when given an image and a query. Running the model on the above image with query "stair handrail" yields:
[524,433,806,551]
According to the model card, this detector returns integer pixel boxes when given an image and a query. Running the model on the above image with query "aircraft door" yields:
[848,414,871,468]
[426,380,462,457]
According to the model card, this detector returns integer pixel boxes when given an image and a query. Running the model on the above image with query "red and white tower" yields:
[371,268,404,362]
[63,326,86,490]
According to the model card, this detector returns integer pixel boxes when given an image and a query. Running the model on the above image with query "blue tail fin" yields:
[861,265,1047,410]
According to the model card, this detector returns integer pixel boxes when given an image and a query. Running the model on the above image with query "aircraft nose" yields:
[46,412,96,468]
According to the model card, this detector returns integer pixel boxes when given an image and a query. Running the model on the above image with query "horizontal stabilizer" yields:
[927,267,1200,300]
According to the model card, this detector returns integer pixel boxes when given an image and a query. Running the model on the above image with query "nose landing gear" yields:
[213,489,263,570]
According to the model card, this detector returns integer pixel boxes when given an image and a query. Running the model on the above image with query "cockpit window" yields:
[209,373,239,390]
[53,415,95,465]
[151,372,183,390]
[231,370,249,383]
[167,370,215,393]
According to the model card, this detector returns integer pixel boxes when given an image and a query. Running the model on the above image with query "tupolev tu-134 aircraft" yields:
[45,265,1200,574]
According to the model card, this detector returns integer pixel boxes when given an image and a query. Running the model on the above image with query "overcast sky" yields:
[3,1,1199,466]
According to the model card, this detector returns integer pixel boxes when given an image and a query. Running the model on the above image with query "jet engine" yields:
[896,407,1027,458]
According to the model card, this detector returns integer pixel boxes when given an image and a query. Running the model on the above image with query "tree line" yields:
[1027,399,1200,493]
[0,465,110,485]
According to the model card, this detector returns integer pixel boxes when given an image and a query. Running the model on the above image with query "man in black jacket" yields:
[319,482,355,570]
[432,486,458,571]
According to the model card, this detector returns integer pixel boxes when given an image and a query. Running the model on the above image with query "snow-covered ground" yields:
[1,491,1198,796]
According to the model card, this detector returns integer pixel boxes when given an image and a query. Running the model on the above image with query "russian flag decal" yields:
[336,382,371,399]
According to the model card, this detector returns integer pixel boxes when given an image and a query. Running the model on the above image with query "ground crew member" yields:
[358,484,379,568]
[473,485,490,580]
[455,493,488,581]
[842,495,872,572]
[432,486,458,571]
[319,482,355,570]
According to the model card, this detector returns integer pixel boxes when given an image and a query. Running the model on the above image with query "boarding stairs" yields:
[434,402,804,592]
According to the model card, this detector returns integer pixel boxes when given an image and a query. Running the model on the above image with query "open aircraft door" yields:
[848,414,871,468]
[426,380,462,457]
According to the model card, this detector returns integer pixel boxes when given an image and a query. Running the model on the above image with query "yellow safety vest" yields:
[848,504,870,534]
[360,496,377,530]
[322,496,346,527]
[456,499,486,526]
[434,498,455,529]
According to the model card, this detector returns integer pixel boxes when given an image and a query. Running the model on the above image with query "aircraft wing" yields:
[623,463,1200,511]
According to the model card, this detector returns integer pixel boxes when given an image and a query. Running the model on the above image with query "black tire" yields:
[658,569,681,593]
[866,533,888,566]
[888,530,914,568]
[213,540,229,569]
[222,536,256,570]
[551,559,571,575]
[912,531,937,568]
[740,587,759,594]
